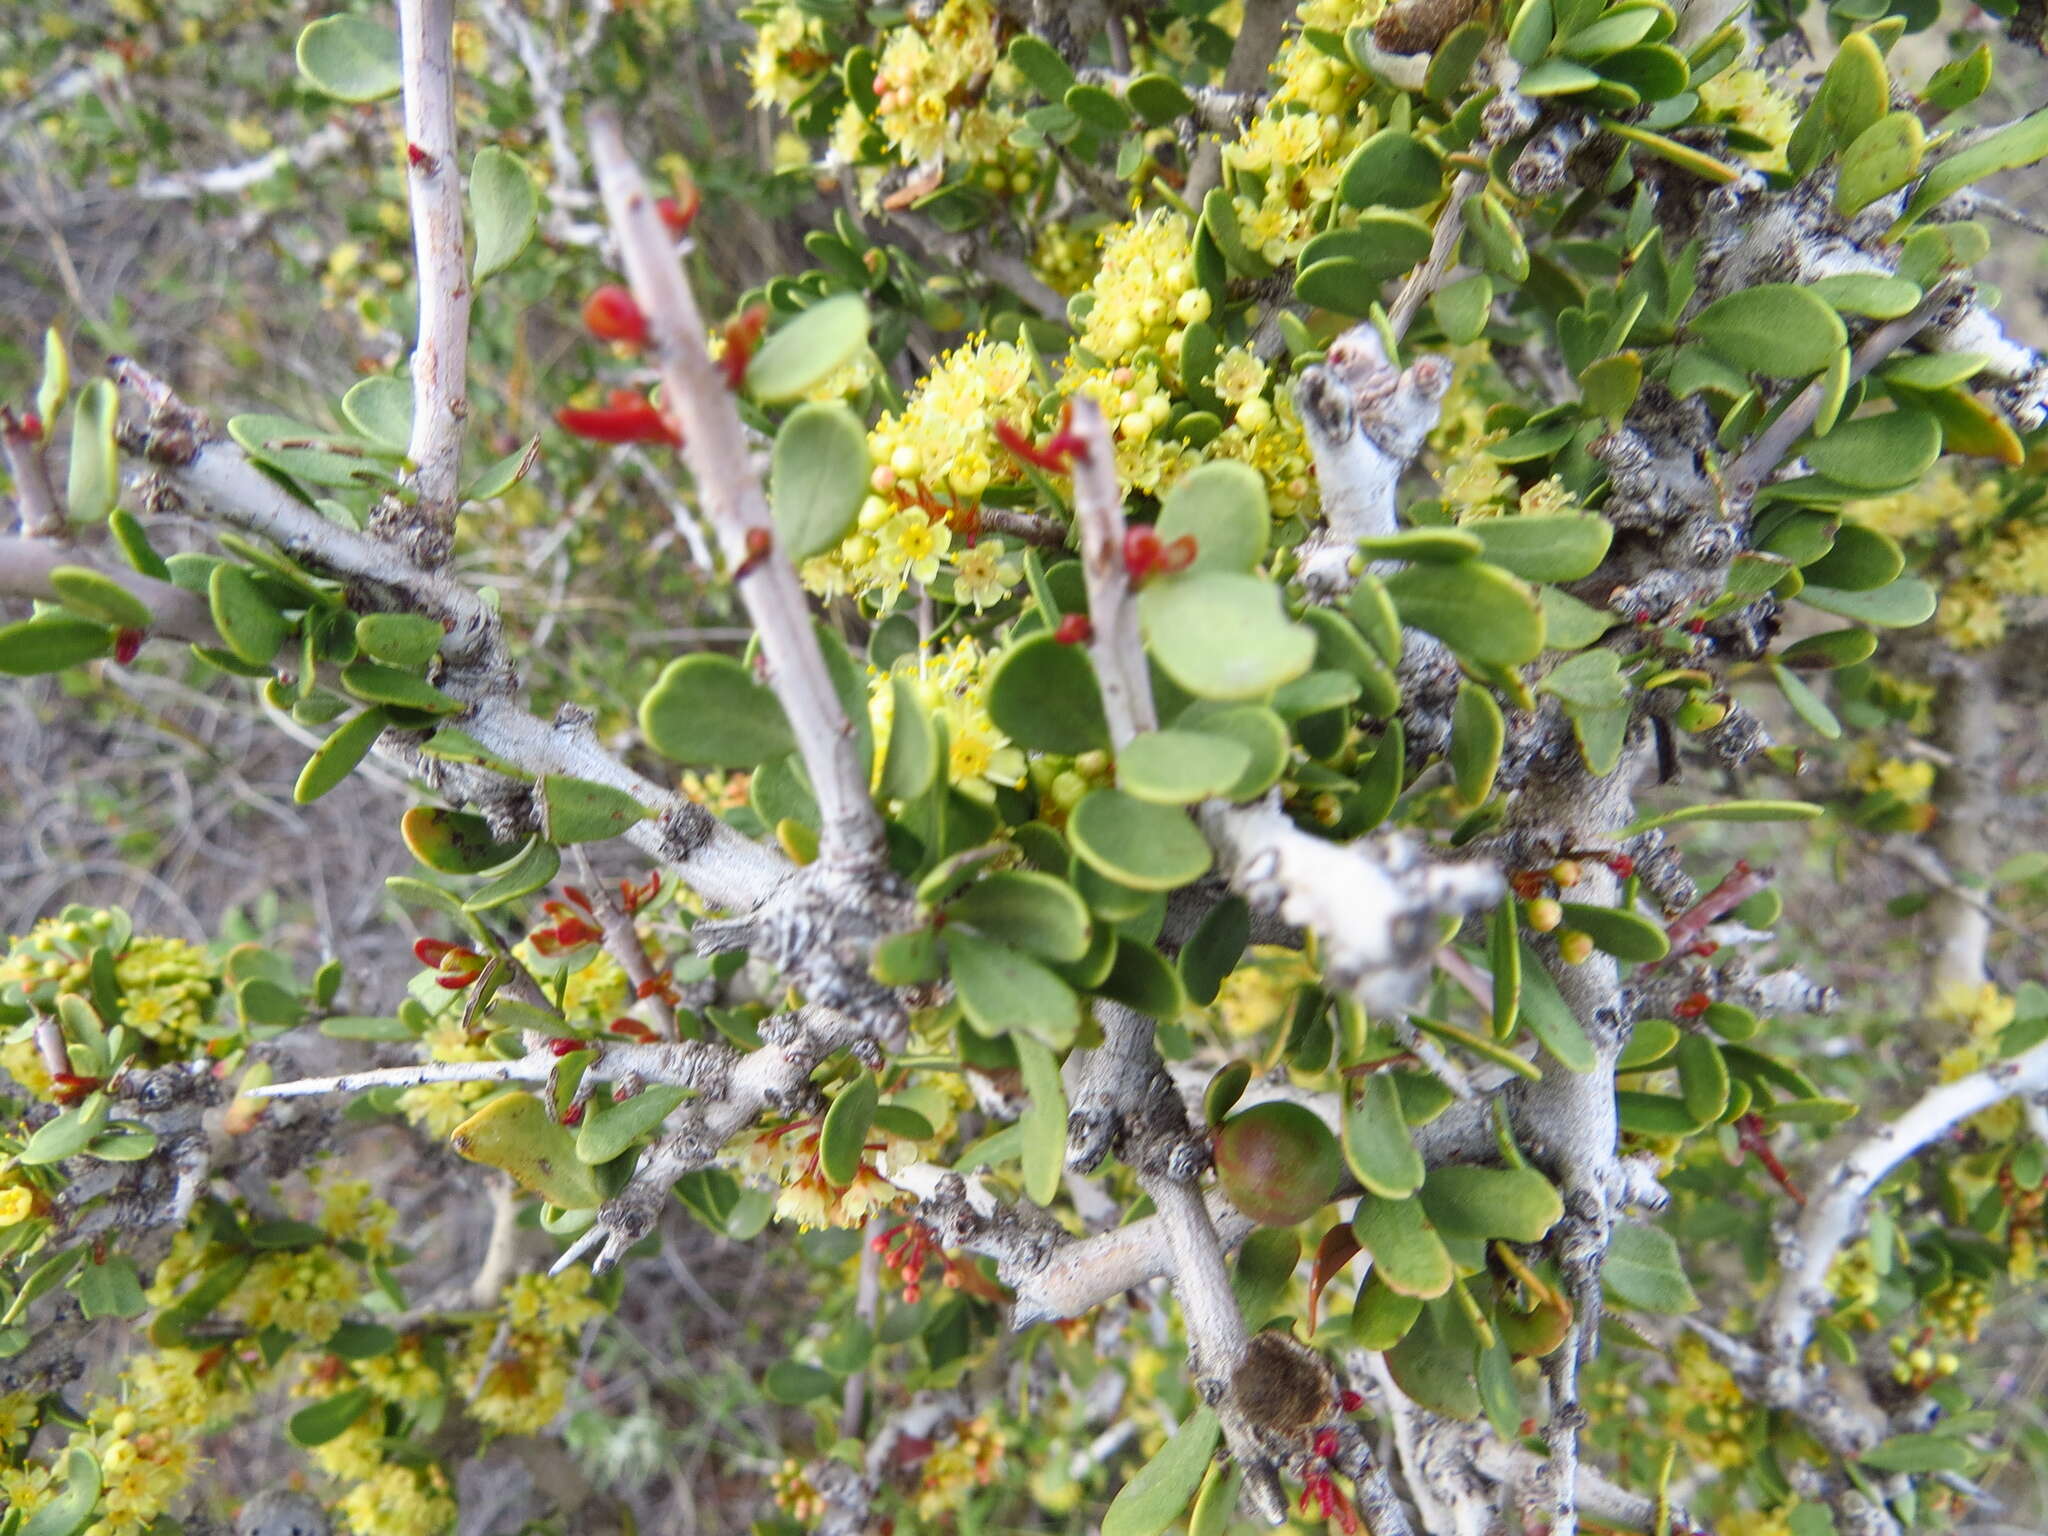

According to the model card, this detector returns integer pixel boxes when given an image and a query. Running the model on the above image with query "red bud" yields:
[1054,613,1094,645]
[582,285,649,348]
[556,390,681,445]
[113,628,144,664]
[658,186,700,236]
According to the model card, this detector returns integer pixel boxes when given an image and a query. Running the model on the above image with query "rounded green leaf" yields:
[1782,627,1876,669]
[294,706,390,804]
[1431,271,1494,344]
[1419,1165,1563,1243]
[1798,577,1936,627]
[1352,1193,1454,1298]
[946,870,1092,963]
[542,775,653,843]
[66,378,119,525]
[1802,522,1903,591]
[745,294,872,403]
[1068,789,1213,892]
[471,146,538,283]
[640,652,795,767]
[1181,898,1250,1009]
[22,1448,102,1536]
[1676,1032,1730,1123]
[340,659,461,713]
[340,376,414,450]
[1556,901,1671,962]
[820,1072,880,1187]
[1689,284,1847,378]
[1356,528,1482,563]
[1836,110,1924,217]
[1602,1220,1699,1313]
[1182,704,1292,799]
[296,13,401,101]
[207,564,288,667]
[1138,571,1315,701]
[356,611,445,668]
[881,674,940,799]
[401,807,528,874]
[1126,72,1195,124]
[1382,560,1545,668]
[1097,936,1188,1021]
[1465,513,1614,584]
[462,836,561,912]
[1450,682,1504,807]
[1117,729,1252,806]
[771,402,871,563]
[1809,273,1922,319]
[1203,1059,1253,1124]
[1800,409,1941,492]
[948,930,1079,1048]
[1340,129,1443,208]
[986,631,1111,753]
[1345,1073,1425,1198]
[1102,1407,1220,1536]
[228,413,387,488]
[450,1091,602,1209]
[48,565,152,630]
[1156,460,1270,572]
[1295,258,1383,318]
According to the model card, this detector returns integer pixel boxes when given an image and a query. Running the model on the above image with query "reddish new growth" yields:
[531,892,602,957]
[1054,613,1094,645]
[992,401,1089,473]
[1509,869,1551,900]
[870,1220,991,1306]
[609,1016,660,1042]
[582,285,650,349]
[556,389,681,445]
[1674,992,1712,1020]
[406,142,429,168]
[113,629,145,665]
[733,526,775,581]
[657,184,700,237]
[413,937,486,990]
[1299,1470,1359,1534]
[1737,1113,1805,1205]
[51,1071,104,1106]
[618,871,661,915]
[548,1037,585,1058]
[1122,526,1196,585]
[721,304,769,392]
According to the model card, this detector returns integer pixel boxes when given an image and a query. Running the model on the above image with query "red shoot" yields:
[406,142,429,168]
[1674,992,1711,1020]
[734,526,774,581]
[1054,613,1094,645]
[1603,853,1635,879]
[1510,869,1549,900]
[560,887,595,914]
[113,628,145,665]
[1313,1428,1340,1460]
[582,285,649,348]
[548,1037,584,1057]
[560,1102,585,1127]
[1123,526,1161,579]
[620,872,661,914]
[556,389,681,446]
[413,937,458,966]
[1737,1113,1806,1205]
[1686,617,1708,634]
[51,1071,104,1106]
[17,412,42,439]
[657,185,700,237]
[609,1017,660,1042]
[1300,1474,1359,1535]
[992,401,1090,473]
[721,304,768,392]
[1340,1389,1364,1413]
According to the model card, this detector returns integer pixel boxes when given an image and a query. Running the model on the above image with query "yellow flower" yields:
[1936,579,2007,650]
[0,1185,33,1228]
[1696,66,1797,170]
[338,1464,455,1536]
[949,542,1021,610]
[879,508,953,587]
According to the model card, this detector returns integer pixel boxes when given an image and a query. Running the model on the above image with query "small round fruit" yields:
[1213,1101,1342,1226]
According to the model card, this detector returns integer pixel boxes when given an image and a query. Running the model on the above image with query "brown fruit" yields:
[1214,1101,1343,1226]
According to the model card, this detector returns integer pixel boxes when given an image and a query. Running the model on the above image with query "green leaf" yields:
[1422,1165,1563,1243]
[1201,186,1273,278]
[1432,272,1494,344]
[73,1256,147,1320]
[36,326,69,432]
[1858,1434,1972,1475]
[1897,107,2048,230]
[1101,1407,1220,1536]
[1602,1221,1699,1313]
[1809,273,1921,319]
[355,611,443,668]
[1516,940,1598,1071]
[1383,560,1545,667]
[1450,683,1504,807]
[881,675,939,800]
[1799,410,1940,492]
[640,653,795,767]
[764,1359,838,1403]
[1556,901,1670,962]
[1799,577,1936,628]
[745,294,872,403]
[1341,129,1444,208]
[470,146,538,283]
[462,836,561,912]
[450,1091,603,1208]
[1015,1034,1067,1206]
[1353,1193,1454,1298]
[1620,799,1822,835]
[0,613,112,675]
[949,930,1079,1049]
[294,707,391,805]
[1689,284,1847,378]
[1186,704,1292,799]
[1156,461,1270,572]
[1835,110,1923,217]
[1351,1273,1425,1348]
[541,775,652,844]
[48,566,151,630]
[947,871,1091,963]
[1180,897,1249,1007]
[341,376,413,451]
[986,631,1111,753]
[1117,729,1252,806]
[1007,33,1077,96]
[1676,1032,1730,1123]
[228,413,390,488]
[821,1072,879,1187]
[1355,528,1481,563]
[1345,1073,1425,1198]
[340,659,461,713]
[1068,789,1213,892]
[1138,571,1316,701]
[771,402,870,563]
[1771,659,1842,741]
[465,437,540,501]
[1579,353,1642,425]
[22,1092,111,1165]
[208,564,289,667]
[23,1447,102,1536]
[296,13,401,101]
[66,379,119,525]
[1097,937,1188,1022]
[1126,72,1195,124]
[871,927,942,986]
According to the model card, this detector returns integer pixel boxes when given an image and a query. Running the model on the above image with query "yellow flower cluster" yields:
[772,1459,827,1521]
[462,1270,602,1436]
[1696,66,1798,170]
[0,1178,37,1228]
[114,936,216,1047]
[317,1173,399,1259]
[399,1021,504,1140]
[871,0,1010,167]
[1213,947,1320,1040]
[241,1248,358,1342]
[1032,221,1103,296]
[1077,213,1201,371]
[1937,579,2007,650]
[746,2,831,109]
[1846,746,1937,806]
[913,1414,1006,1521]
[1226,108,1355,267]
[729,1119,919,1231]
[1664,1333,1753,1470]
[338,1464,455,1536]
[867,636,1026,803]
[1934,982,2025,1139]
[1826,1241,1880,1326]
[1846,466,2004,543]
